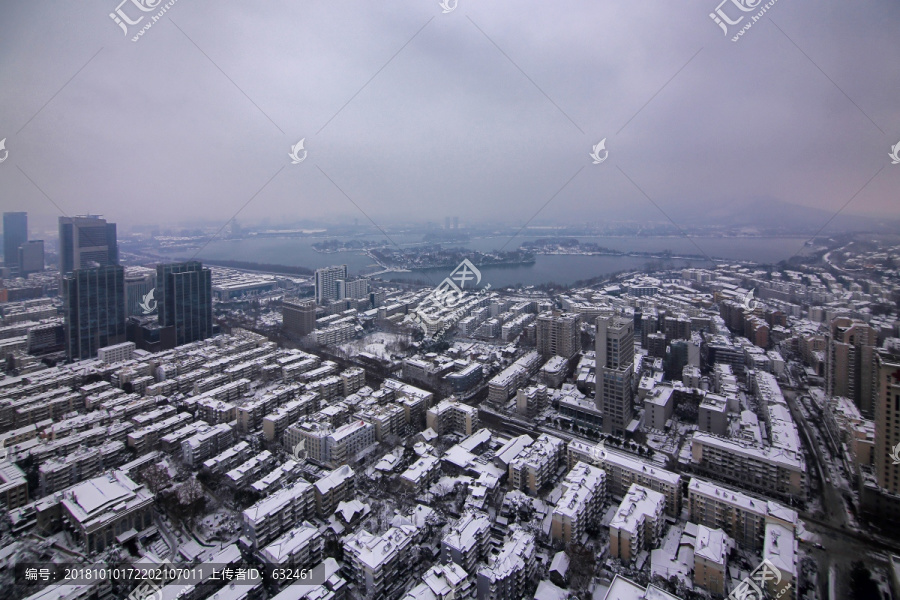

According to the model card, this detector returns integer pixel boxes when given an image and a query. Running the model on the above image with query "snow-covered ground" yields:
[340,332,412,360]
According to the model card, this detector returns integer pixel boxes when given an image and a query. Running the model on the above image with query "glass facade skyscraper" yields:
[3,212,27,270]
[157,261,213,348]
[63,265,126,362]
[58,215,118,274]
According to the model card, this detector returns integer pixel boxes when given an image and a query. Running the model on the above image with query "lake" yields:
[160,234,808,287]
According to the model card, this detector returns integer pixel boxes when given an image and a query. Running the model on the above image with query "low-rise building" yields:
[60,471,154,553]
[515,385,547,418]
[475,528,536,600]
[698,394,728,436]
[0,460,28,510]
[643,385,674,430]
[181,423,234,468]
[687,477,797,552]
[400,454,441,493]
[763,523,797,600]
[242,479,315,548]
[285,420,375,469]
[225,451,275,488]
[250,460,302,496]
[401,563,474,600]
[259,524,323,573]
[426,399,480,436]
[441,511,491,573]
[314,465,355,518]
[487,351,541,404]
[343,525,417,600]
[568,439,682,516]
[509,434,565,495]
[602,574,680,600]
[551,461,607,544]
[608,484,666,564]
[358,403,406,442]
[693,525,732,596]
[690,432,805,503]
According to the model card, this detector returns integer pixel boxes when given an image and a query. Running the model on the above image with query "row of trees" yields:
[550,419,655,457]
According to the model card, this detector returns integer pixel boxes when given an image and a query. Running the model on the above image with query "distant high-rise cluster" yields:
[314,264,370,308]
[2,212,44,277]
[52,210,212,360]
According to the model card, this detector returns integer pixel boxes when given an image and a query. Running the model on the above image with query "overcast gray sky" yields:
[1,0,898,234]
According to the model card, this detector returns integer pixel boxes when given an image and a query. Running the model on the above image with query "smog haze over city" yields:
[1,2,900,600]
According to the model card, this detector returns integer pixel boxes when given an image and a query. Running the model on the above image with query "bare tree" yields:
[176,478,206,528]
[140,463,169,496]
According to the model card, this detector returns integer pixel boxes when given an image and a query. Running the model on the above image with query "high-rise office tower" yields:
[18,240,44,277]
[282,297,317,337]
[157,261,212,348]
[58,215,118,274]
[315,265,348,304]
[3,212,27,270]
[63,265,126,362]
[826,317,878,415]
[873,345,900,495]
[596,315,635,435]
[337,277,370,301]
[536,312,581,359]
[125,266,157,317]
